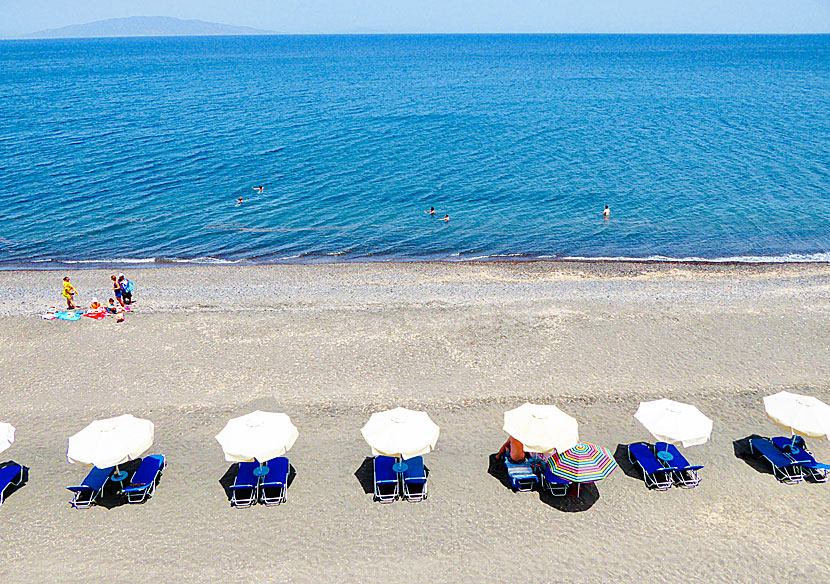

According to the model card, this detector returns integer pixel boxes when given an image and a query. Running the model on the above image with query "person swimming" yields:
[603,205,610,218]
[425,207,435,215]
[442,214,449,222]
[237,197,243,205]
[252,185,263,193]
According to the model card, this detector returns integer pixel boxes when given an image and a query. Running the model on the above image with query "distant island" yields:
[23,16,275,39]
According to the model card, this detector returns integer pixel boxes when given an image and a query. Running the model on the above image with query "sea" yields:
[0,34,828,268]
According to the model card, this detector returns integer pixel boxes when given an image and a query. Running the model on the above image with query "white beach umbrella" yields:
[763,391,830,439]
[215,410,299,463]
[361,407,440,459]
[503,403,579,454]
[0,422,15,455]
[67,414,154,468]
[634,399,713,448]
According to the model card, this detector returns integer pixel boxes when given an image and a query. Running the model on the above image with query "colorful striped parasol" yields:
[547,441,618,483]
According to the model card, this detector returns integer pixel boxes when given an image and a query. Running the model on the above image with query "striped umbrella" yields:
[547,442,617,494]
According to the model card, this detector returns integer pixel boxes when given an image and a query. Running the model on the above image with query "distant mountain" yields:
[24,16,275,39]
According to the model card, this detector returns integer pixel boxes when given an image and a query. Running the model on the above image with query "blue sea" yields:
[1,34,828,267]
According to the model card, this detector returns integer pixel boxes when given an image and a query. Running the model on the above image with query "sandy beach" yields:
[1,261,829,583]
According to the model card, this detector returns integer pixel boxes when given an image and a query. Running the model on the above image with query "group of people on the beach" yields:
[60,273,135,323]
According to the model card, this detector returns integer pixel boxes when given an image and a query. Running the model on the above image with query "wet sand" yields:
[0,262,829,583]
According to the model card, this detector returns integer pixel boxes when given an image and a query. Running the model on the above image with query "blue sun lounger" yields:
[260,457,290,506]
[772,436,829,483]
[628,443,676,490]
[654,442,704,488]
[504,458,538,492]
[121,455,165,503]
[0,464,23,506]
[373,456,399,503]
[67,466,114,508]
[749,438,804,484]
[402,456,428,502]
[230,461,259,507]
[541,465,571,496]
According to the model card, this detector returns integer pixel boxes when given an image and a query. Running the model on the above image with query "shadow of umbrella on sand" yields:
[539,481,600,512]
[733,434,775,477]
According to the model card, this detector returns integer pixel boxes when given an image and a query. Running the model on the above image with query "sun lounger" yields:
[259,457,290,506]
[771,436,829,483]
[0,464,23,506]
[504,457,538,492]
[230,461,259,507]
[67,466,114,508]
[541,466,571,496]
[654,442,703,488]
[121,455,165,503]
[749,437,804,484]
[402,456,428,502]
[373,456,399,503]
[627,443,676,490]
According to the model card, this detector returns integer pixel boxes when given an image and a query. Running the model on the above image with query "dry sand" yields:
[0,262,829,583]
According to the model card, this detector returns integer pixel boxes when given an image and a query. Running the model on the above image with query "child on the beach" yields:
[62,276,77,309]
[107,298,126,322]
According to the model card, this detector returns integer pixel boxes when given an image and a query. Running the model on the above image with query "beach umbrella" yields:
[215,410,299,463]
[547,442,617,495]
[763,391,830,440]
[361,407,440,459]
[0,422,15,454]
[634,399,713,448]
[502,403,579,454]
[67,414,154,468]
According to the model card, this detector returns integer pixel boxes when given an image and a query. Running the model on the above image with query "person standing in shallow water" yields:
[603,205,610,218]
[62,276,77,309]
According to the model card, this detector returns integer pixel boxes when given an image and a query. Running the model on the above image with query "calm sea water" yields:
[1,34,828,267]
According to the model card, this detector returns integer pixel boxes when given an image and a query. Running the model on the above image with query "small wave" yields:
[159,257,240,265]
[559,253,830,264]
[63,258,157,264]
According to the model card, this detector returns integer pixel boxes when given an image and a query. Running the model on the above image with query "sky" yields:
[2,0,829,37]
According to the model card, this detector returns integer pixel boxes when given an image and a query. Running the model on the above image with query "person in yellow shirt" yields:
[62,276,77,310]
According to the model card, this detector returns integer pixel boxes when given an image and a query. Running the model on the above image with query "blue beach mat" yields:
[54,311,83,321]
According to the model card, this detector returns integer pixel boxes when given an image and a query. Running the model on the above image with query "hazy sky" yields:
[2,0,830,37]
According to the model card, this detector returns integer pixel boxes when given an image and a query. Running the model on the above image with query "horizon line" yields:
[4,31,830,41]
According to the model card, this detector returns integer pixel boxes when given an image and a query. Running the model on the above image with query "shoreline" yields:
[4,255,830,271]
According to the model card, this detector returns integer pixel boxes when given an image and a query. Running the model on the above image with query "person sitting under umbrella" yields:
[498,436,526,464]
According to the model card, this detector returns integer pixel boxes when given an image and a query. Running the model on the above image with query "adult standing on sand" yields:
[118,274,134,306]
[111,275,125,308]
[61,276,77,309]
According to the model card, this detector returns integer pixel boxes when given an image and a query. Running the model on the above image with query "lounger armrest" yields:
[66,485,91,492]
[804,462,830,470]
[121,485,149,493]
[684,465,704,471]
[229,484,256,490]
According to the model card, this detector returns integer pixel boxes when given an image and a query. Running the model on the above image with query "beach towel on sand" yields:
[54,311,83,321]
[40,313,57,320]
[83,309,107,320]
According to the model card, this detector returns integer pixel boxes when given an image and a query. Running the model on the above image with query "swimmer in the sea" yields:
[253,185,263,193]
[603,205,610,218]
[426,207,435,215]
[442,214,449,222]
[237,197,243,205]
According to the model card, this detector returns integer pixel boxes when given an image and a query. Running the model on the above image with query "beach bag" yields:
[123,280,134,293]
